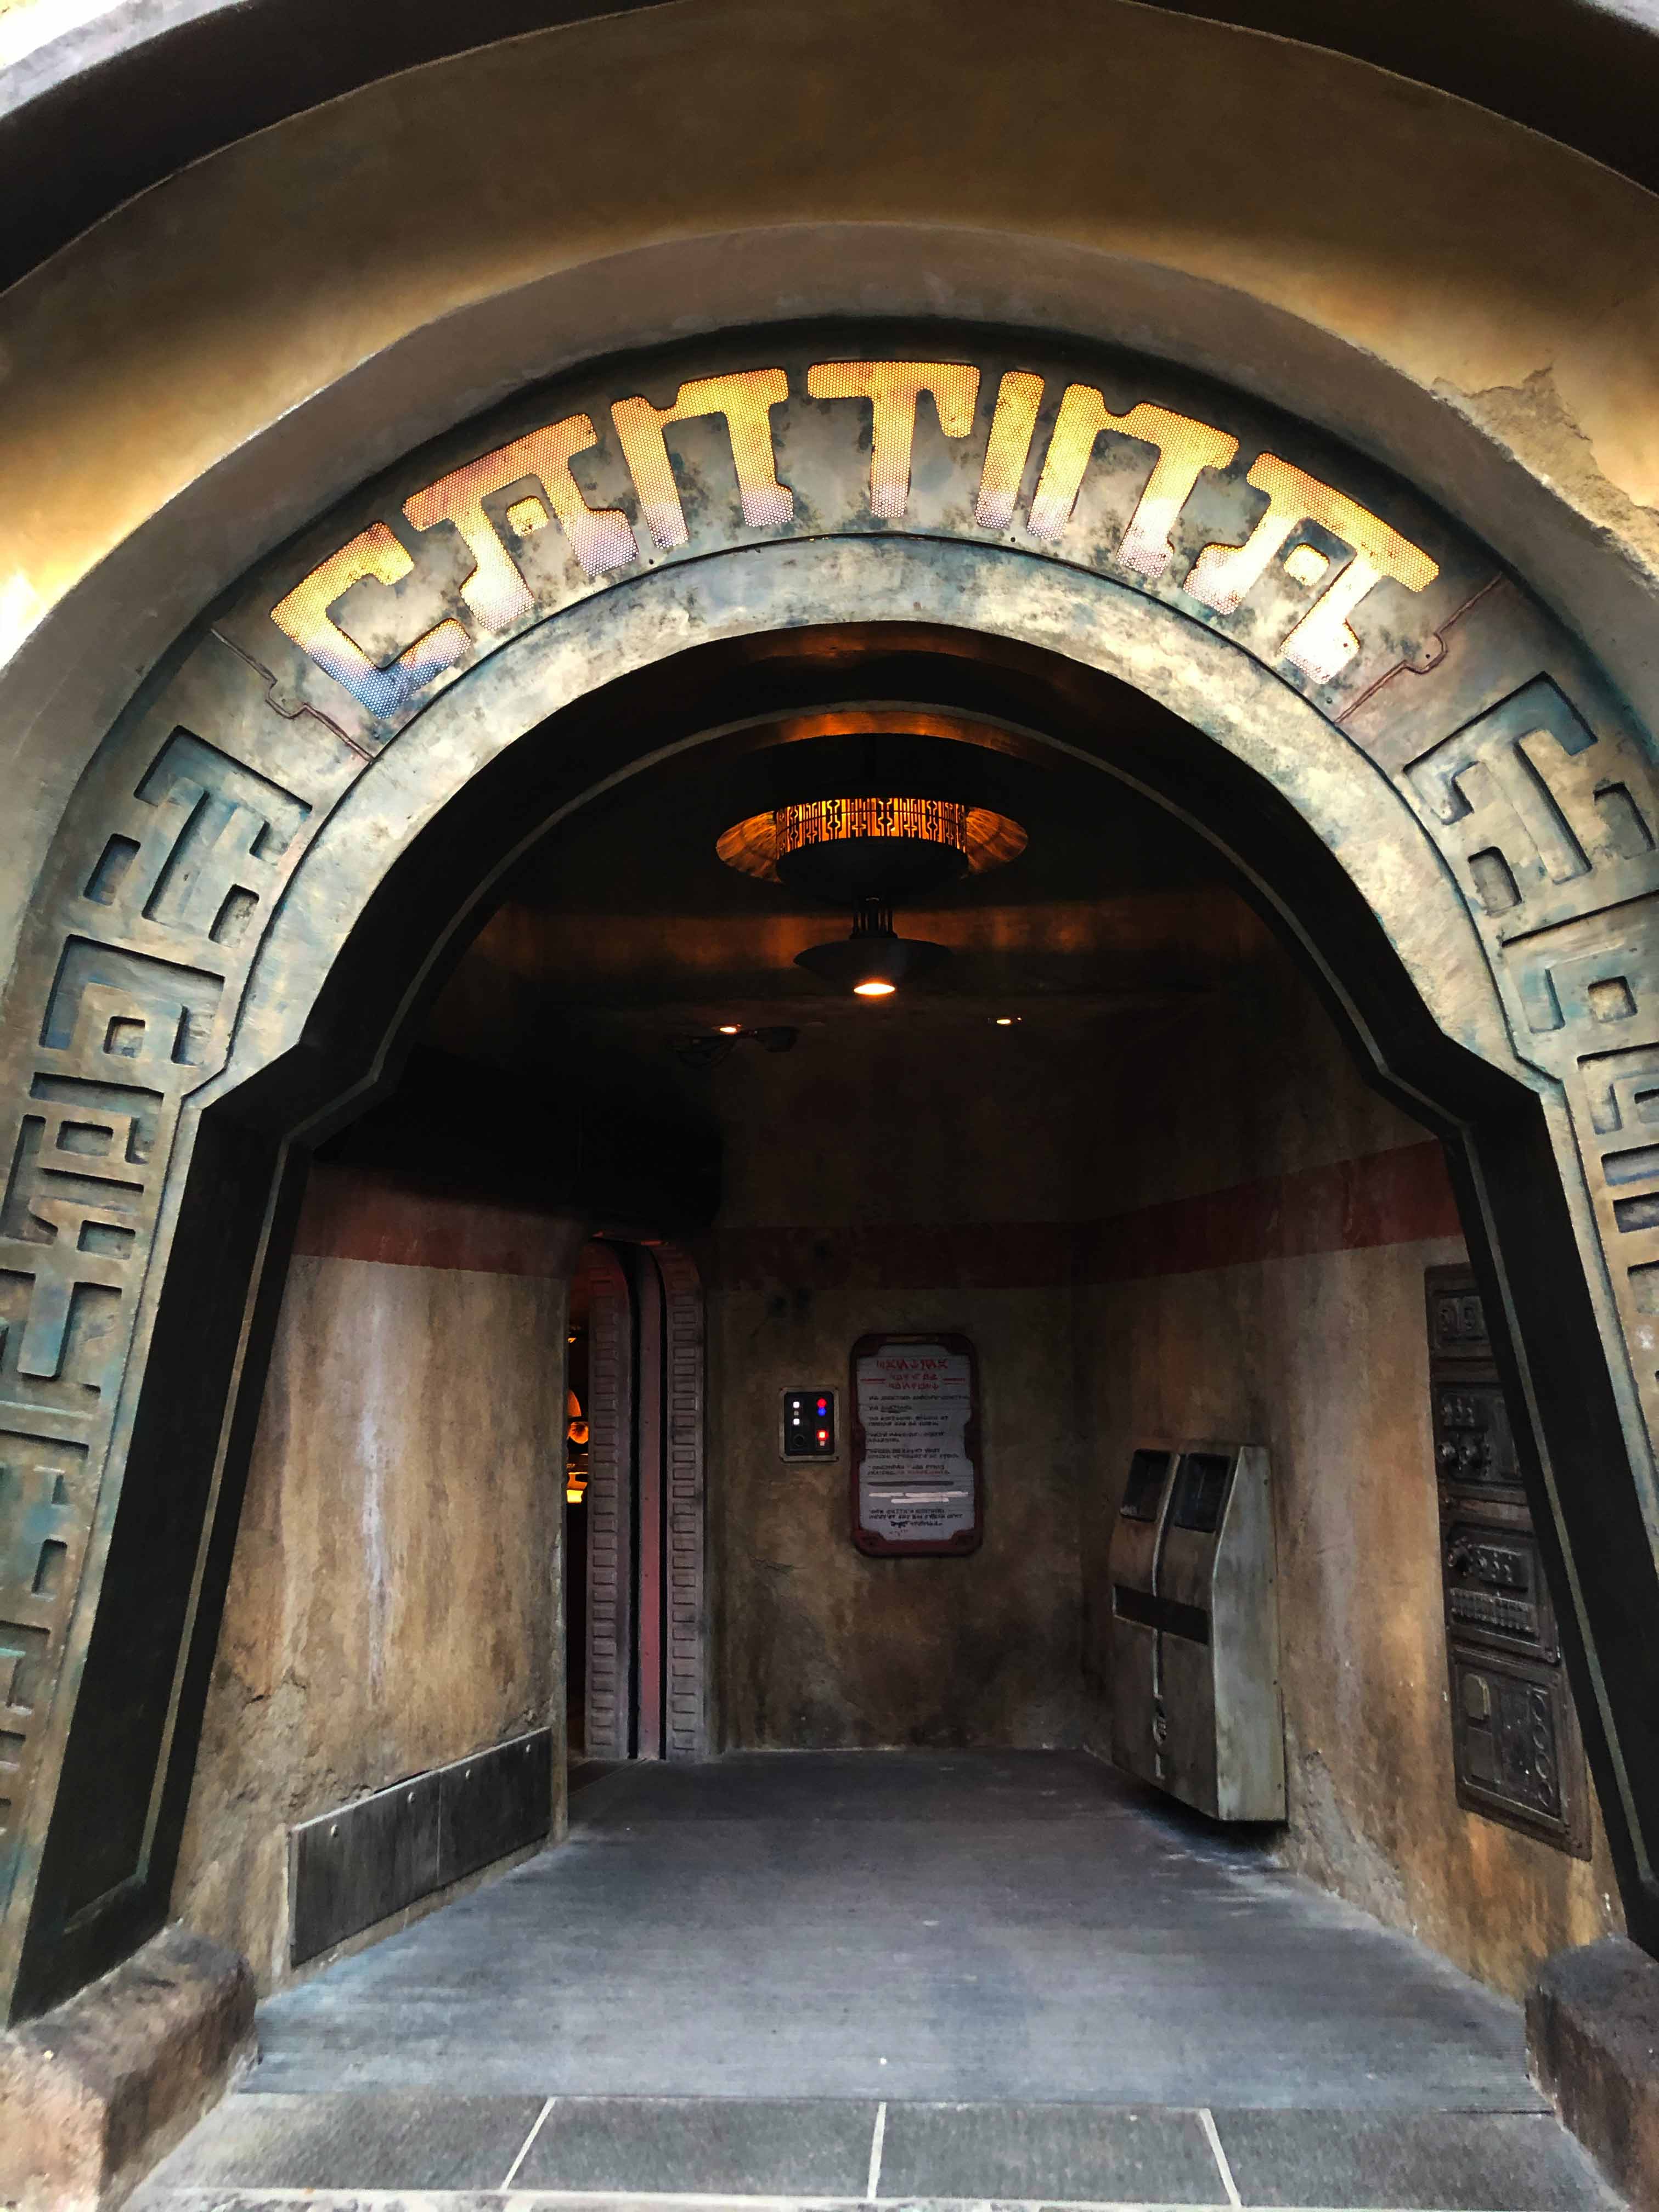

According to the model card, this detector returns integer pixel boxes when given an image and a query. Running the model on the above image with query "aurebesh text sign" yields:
[851,1332,981,1556]
[251,337,1451,762]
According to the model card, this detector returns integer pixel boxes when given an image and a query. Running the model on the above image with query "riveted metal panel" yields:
[289,1728,550,1966]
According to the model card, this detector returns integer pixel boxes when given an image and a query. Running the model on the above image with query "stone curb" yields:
[0,1925,256,2211]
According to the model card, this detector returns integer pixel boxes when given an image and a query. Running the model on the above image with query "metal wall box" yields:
[780,1387,837,1460]
[1108,1441,1285,1821]
[1427,1266,1590,1855]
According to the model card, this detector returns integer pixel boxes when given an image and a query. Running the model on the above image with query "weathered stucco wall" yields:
[518,872,1626,1996]
[174,916,1624,2000]
[710,1279,1081,1751]
[700,1019,1098,1752]
[170,1166,575,1993]
[1075,936,1625,1997]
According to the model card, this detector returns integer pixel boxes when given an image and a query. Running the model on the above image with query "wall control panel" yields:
[781,1388,837,1460]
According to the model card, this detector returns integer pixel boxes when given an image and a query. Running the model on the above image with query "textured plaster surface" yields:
[714,1283,1084,1752]
[1527,1932,1659,2208]
[170,1237,568,1994]
[0,1925,255,2211]
[701,1015,1118,1754]
[6,0,1659,980]
[1075,941,1624,1997]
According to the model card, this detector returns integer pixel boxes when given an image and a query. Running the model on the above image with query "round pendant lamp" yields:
[718,785,1025,998]
[791,898,951,997]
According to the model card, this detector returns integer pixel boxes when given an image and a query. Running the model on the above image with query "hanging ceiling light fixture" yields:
[793,895,945,996]
[718,788,1025,997]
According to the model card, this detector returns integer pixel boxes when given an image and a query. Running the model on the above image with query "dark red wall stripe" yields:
[707,1221,1077,1293]
[1076,1138,1461,1284]
[293,1142,1460,1286]
[708,1141,1460,1292]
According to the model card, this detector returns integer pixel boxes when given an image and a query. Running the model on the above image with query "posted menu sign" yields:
[850,1333,981,1556]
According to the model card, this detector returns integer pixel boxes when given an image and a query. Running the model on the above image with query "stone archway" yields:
[3,322,1659,2019]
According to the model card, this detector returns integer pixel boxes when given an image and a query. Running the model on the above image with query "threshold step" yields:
[131,2095,1618,2211]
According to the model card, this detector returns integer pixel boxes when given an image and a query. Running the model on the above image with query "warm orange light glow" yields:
[719,800,1023,883]
[776,795,968,860]
[566,1478,588,1505]
[718,1024,742,1034]
[854,979,897,997]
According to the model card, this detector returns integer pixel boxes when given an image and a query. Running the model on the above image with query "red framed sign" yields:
[850,1333,982,1556]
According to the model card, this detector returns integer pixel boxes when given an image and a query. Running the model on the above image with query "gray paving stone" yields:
[138,1760,1611,2212]
[1211,2108,1623,2210]
[132,2196,510,2211]
[877,2100,1224,2203]
[515,2096,879,2195]
[251,1753,1544,2109]
[140,2091,544,2191]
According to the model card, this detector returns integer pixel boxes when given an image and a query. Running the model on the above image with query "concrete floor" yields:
[138,1751,1619,2209]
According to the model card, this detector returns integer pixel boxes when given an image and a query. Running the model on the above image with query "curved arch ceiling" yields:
[5,0,1659,290]
[5,0,1659,997]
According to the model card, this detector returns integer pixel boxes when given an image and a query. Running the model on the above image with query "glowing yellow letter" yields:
[403,417,637,633]
[270,524,469,719]
[974,371,1045,532]
[1027,386,1238,579]
[1185,454,1439,684]
[808,361,981,520]
[612,370,794,550]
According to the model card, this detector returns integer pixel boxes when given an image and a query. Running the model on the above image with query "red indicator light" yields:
[817,1398,828,1415]
[817,1429,829,1444]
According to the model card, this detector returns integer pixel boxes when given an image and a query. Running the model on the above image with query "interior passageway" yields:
[140,1753,1615,2209]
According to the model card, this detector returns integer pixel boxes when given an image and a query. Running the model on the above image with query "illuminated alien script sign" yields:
[851,1333,982,1556]
[264,351,1441,744]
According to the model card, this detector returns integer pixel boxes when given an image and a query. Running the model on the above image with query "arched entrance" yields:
[3,322,1659,2030]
